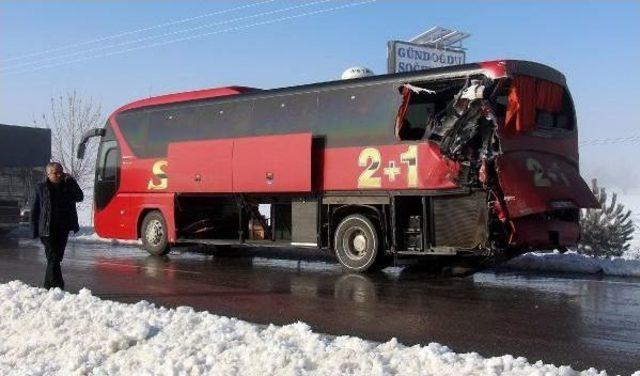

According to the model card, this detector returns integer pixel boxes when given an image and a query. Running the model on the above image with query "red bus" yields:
[78,60,597,272]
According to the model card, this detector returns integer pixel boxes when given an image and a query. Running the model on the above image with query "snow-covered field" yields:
[0,280,621,376]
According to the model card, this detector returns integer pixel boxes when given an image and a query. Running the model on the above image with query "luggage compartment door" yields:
[233,133,312,193]
[168,139,234,193]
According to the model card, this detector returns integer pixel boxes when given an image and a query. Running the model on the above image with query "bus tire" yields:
[141,211,170,256]
[334,214,381,272]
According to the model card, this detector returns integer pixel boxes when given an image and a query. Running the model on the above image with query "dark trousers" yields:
[41,230,69,289]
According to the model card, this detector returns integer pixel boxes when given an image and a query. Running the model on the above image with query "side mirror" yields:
[77,143,87,159]
[77,128,106,159]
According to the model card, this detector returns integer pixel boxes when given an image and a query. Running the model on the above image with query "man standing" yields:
[30,162,83,290]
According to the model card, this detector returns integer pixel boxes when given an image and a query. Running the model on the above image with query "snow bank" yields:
[0,281,610,376]
[66,226,141,246]
[506,251,640,277]
[4,225,140,246]
[69,231,140,246]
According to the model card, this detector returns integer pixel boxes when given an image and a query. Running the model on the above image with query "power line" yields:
[580,135,640,146]
[1,0,333,73]
[3,0,377,77]
[0,0,276,64]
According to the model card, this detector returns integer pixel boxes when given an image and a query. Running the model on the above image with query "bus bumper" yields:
[509,216,580,249]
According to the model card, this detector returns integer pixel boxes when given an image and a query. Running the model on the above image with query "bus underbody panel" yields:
[510,215,580,249]
[173,191,491,256]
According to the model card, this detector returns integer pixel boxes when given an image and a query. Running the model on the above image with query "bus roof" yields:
[113,60,565,116]
[115,86,259,114]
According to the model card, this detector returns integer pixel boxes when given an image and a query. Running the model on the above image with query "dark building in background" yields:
[0,124,51,232]
[0,124,51,167]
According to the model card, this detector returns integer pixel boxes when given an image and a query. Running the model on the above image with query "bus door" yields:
[95,139,120,208]
[94,128,131,238]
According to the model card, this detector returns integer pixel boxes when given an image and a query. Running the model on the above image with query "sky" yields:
[0,0,638,191]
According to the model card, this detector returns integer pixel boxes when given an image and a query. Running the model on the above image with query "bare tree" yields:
[34,90,102,202]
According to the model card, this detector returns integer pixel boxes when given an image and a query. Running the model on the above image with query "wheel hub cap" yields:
[352,234,367,253]
[145,220,164,246]
[342,227,368,261]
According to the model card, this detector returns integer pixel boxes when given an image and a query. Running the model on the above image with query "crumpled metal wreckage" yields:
[399,78,501,187]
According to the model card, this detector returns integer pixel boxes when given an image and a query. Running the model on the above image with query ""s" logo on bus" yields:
[147,160,168,190]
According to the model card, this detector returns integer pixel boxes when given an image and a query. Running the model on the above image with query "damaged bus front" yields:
[395,61,598,257]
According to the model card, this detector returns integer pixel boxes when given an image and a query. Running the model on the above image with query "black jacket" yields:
[30,177,84,238]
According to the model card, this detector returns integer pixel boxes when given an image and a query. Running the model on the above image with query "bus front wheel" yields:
[141,211,170,256]
[334,214,381,272]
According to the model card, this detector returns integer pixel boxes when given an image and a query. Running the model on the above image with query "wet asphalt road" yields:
[0,238,639,375]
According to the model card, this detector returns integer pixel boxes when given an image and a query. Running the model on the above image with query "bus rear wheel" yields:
[334,214,382,272]
[141,211,170,256]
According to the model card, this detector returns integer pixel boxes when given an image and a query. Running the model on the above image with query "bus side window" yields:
[252,93,317,136]
[193,100,253,139]
[398,100,435,141]
[317,83,399,147]
[116,111,148,157]
[103,146,120,182]
[535,92,574,132]
[147,108,196,158]
[396,82,460,141]
[97,140,118,182]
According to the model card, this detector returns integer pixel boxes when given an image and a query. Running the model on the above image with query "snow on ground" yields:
[55,227,640,278]
[504,189,640,276]
[505,251,640,277]
[0,281,614,376]
[69,230,140,246]
[64,227,640,278]
[5,226,141,246]
[9,222,640,278]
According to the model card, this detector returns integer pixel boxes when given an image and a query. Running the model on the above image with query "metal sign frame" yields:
[409,26,470,49]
